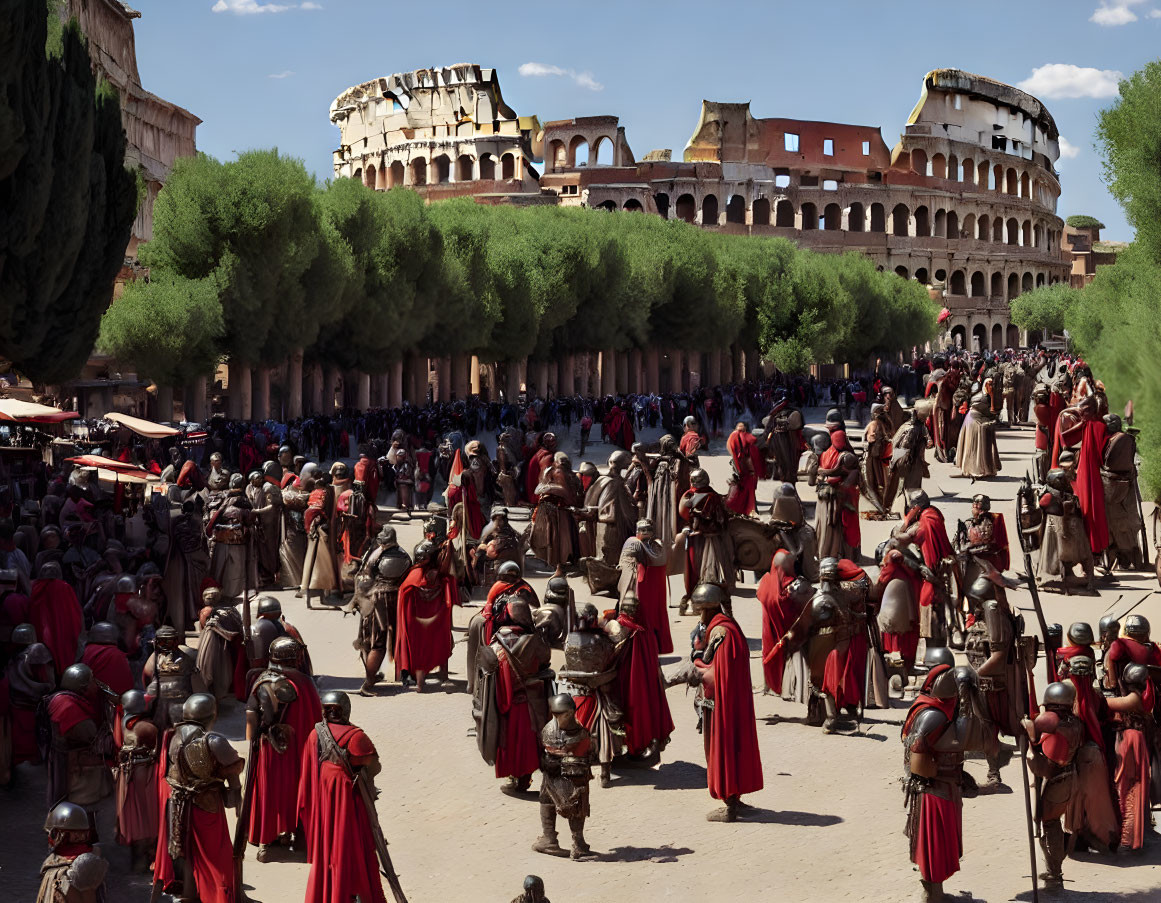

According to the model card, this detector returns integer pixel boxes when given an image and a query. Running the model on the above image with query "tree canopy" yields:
[1008,283,1082,337]
[1064,215,1105,230]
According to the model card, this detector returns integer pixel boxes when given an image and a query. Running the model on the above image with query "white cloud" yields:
[300,1,322,8]
[211,0,320,13]
[268,70,294,79]
[1017,63,1123,99]
[1059,137,1080,159]
[518,61,603,92]
[1150,7,1161,15]
[1090,1,1145,26]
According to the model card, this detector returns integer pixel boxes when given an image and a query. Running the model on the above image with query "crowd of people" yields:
[0,347,1156,903]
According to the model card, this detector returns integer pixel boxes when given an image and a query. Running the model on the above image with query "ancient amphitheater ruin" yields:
[331,65,1070,352]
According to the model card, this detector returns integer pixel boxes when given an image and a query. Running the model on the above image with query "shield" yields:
[877,578,916,634]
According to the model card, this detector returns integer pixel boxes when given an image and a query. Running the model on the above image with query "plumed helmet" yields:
[810,433,830,455]
[11,623,37,646]
[506,598,535,631]
[262,460,281,478]
[256,596,282,617]
[39,561,63,581]
[44,801,91,834]
[544,576,570,605]
[690,583,729,611]
[1045,469,1070,492]
[1103,414,1122,434]
[1067,622,1095,646]
[1043,681,1076,709]
[115,574,136,594]
[202,586,224,607]
[1046,623,1063,647]
[548,693,576,715]
[1067,656,1095,677]
[121,689,148,717]
[971,493,991,512]
[60,663,93,693]
[810,592,837,624]
[1124,614,1150,640]
[818,557,839,581]
[155,625,180,647]
[1098,615,1121,641]
[228,472,245,490]
[924,646,956,669]
[88,622,119,645]
[497,560,522,582]
[268,636,302,665]
[1122,663,1149,692]
[320,690,352,724]
[182,692,217,727]
[608,450,632,472]
[966,576,995,602]
[952,665,978,690]
[689,468,710,489]
[908,490,930,511]
[412,541,438,567]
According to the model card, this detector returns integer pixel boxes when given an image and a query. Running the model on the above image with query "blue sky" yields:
[132,0,1158,241]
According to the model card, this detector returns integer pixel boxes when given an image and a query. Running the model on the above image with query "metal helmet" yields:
[689,469,710,489]
[608,450,632,472]
[182,692,217,727]
[825,408,844,426]
[228,473,245,490]
[39,561,63,581]
[262,460,281,478]
[320,690,352,724]
[809,433,830,455]
[121,689,148,717]
[966,576,995,602]
[155,625,180,648]
[543,576,570,606]
[505,598,535,631]
[256,596,282,617]
[1068,656,1095,677]
[929,665,957,700]
[60,663,93,693]
[138,562,160,580]
[970,493,991,512]
[838,451,858,471]
[1098,615,1121,642]
[923,646,956,669]
[578,461,598,479]
[689,583,728,612]
[1121,663,1149,692]
[201,586,224,609]
[770,483,805,525]
[635,519,655,537]
[268,636,302,665]
[1067,622,1095,646]
[114,574,136,594]
[88,622,119,645]
[818,557,839,582]
[548,693,576,716]
[11,623,37,646]
[330,462,350,479]
[908,490,930,511]
[376,525,397,547]
[412,541,438,567]
[248,471,262,484]
[1043,681,1076,709]
[810,592,837,624]
[683,416,697,429]
[1046,623,1063,648]
[1045,469,1070,492]
[44,801,91,834]
[952,665,978,691]
[1103,414,1123,434]
[1124,615,1150,640]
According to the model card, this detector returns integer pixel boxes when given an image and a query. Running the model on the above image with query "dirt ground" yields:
[3,412,1160,902]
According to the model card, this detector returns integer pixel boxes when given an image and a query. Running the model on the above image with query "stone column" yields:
[389,359,403,408]
[745,345,760,381]
[451,353,470,400]
[645,348,660,393]
[253,366,270,422]
[669,348,683,394]
[306,363,321,414]
[615,351,629,394]
[156,386,174,423]
[287,350,303,420]
[403,355,418,404]
[706,348,722,388]
[376,372,389,408]
[357,372,371,410]
[186,375,207,423]
[690,353,702,390]
[532,360,550,399]
[469,355,481,396]
[505,359,523,401]
[600,349,616,396]
[730,344,744,383]
[436,357,451,402]
[227,360,244,420]
[628,349,642,394]
[238,365,253,421]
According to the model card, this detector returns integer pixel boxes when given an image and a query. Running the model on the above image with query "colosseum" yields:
[331,66,1070,352]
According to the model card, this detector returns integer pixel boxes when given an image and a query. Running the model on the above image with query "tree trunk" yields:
[600,349,616,396]
[389,359,403,408]
[287,350,303,420]
[253,366,270,422]
[645,348,660,394]
[731,344,744,384]
[323,366,339,414]
[238,365,253,421]
[357,372,371,410]
[156,385,174,423]
[227,360,245,420]
[451,354,469,400]
[185,375,207,423]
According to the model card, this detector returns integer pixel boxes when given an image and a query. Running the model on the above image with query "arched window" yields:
[1007,324,1020,347]
[972,323,988,352]
[702,195,719,225]
[961,157,975,185]
[801,202,818,230]
[623,199,643,212]
[409,157,427,186]
[776,199,794,227]
[1022,220,1032,247]
[948,154,959,181]
[479,154,495,180]
[915,267,929,284]
[911,148,928,175]
[456,154,474,182]
[675,193,696,223]
[1020,172,1030,198]
[594,136,614,166]
[654,193,670,219]
[934,208,946,238]
[433,154,451,184]
[549,140,565,171]
[895,265,909,279]
[977,161,989,189]
[892,203,910,236]
[931,154,946,179]
[950,270,966,294]
[847,202,865,232]
[752,197,770,225]
[1007,217,1019,246]
[1022,272,1034,293]
[914,205,930,237]
[570,136,589,167]
[870,203,885,232]
[823,203,842,231]
[977,214,989,241]
[946,210,959,239]
[991,272,1003,297]
[501,153,515,180]
[951,325,966,348]
[971,271,986,297]
[1036,273,1045,287]
[992,323,1003,350]
[726,195,746,224]
[993,217,1004,243]
[1007,273,1019,299]
[389,161,404,187]
[365,163,376,189]
[1006,168,1017,195]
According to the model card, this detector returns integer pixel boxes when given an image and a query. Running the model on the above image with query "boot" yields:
[707,796,739,822]
[822,696,839,734]
[600,764,611,788]
[977,768,1005,794]
[256,843,272,863]
[920,879,943,902]
[568,816,594,860]
[532,804,567,857]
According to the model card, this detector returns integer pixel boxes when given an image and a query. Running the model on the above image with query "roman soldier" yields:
[679,415,703,466]
[30,560,83,675]
[473,507,523,585]
[526,432,558,504]
[606,592,674,762]
[645,434,690,553]
[254,461,285,586]
[337,479,377,566]
[811,557,875,732]
[206,452,230,493]
[162,499,211,635]
[580,451,637,593]
[557,603,622,787]
[725,422,763,516]
[1031,384,1055,482]
[79,620,132,696]
[394,541,456,690]
[113,689,159,872]
[533,694,596,861]
[206,473,257,600]
[767,482,820,581]
[617,520,671,654]
[623,443,651,520]
[677,469,734,612]
[195,587,244,701]
[860,404,898,518]
[1037,468,1095,593]
[529,451,581,579]
[1101,414,1144,569]
[297,690,392,903]
[143,626,201,732]
[762,398,806,484]
[895,492,955,642]
[300,472,342,607]
[45,663,112,807]
[1102,614,1161,702]
[1106,663,1155,851]
[815,412,860,560]
[889,408,930,495]
[956,493,1009,590]
[354,446,381,505]
[351,526,411,696]
[244,636,322,861]
[0,624,54,770]
[467,560,539,695]
[152,693,244,903]
[36,801,108,903]
[757,550,807,694]
[247,596,312,680]
[279,465,311,589]
[874,546,925,673]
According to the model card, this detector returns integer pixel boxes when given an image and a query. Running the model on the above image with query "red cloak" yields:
[756,557,796,693]
[635,561,672,654]
[154,792,236,903]
[297,723,387,903]
[31,578,83,672]
[447,450,483,539]
[394,567,455,677]
[354,454,380,503]
[526,447,554,503]
[725,429,763,516]
[248,668,322,845]
[903,506,953,609]
[679,431,701,459]
[483,579,536,644]
[605,406,635,450]
[819,432,860,547]
[493,646,540,778]
[876,551,922,666]
[81,643,133,696]
[699,613,763,800]
[615,613,674,755]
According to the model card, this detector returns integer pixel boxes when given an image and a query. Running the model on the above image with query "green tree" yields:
[1008,283,1081,336]
[97,274,223,388]
[1064,215,1105,230]
[0,3,137,383]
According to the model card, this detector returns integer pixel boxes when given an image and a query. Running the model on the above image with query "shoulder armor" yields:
[207,731,242,768]
[63,851,108,893]
[907,706,951,747]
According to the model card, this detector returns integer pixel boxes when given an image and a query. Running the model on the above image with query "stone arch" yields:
[935,268,947,283]
[409,156,427,186]
[991,272,1003,297]
[1022,220,1032,247]
[365,163,377,188]
[549,140,565,171]
[702,194,719,225]
[992,323,1004,350]
[934,208,946,238]
[870,203,886,232]
[1006,168,1018,195]
[891,203,910,236]
[977,160,989,189]
[479,154,496,180]
[776,199,795,227]
[752,197,771,225]
[501,153,516,180]
[1006,217,1019,246]
[971,271,986,297]
[931,153,946,179]
[1006,324,1020,347]
[911,148,928,175]
[977,214,989,241]
[962,213,976,239]
[594,136,614,166]
[914,205,930,237]
[1036,272,1045,287]
[992,163,1002,192]
[726,194,746,224]
[1020,171,1030,198]
[895,265,909,279]
[951,324,966,348]
[623,198,643,212]
[675,193,696,223]
[950,270,966,294]
[946,210,959,239]
[823,202,842,231]
[654,193,670,218]
[1022,271,1034,293]
[948,154,959,181]
[433,154,451,184]
[1007,273,1019,299]
[801,202,818,230]
[352,166,362,183]
[993,217,1004,243]
[847,202,865,232]
[972,322,988,352]
[961,157,974,185]
[389,160,404,187]
[456,154,474,181]
[570,136,589,167]
[915,267,929,284]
